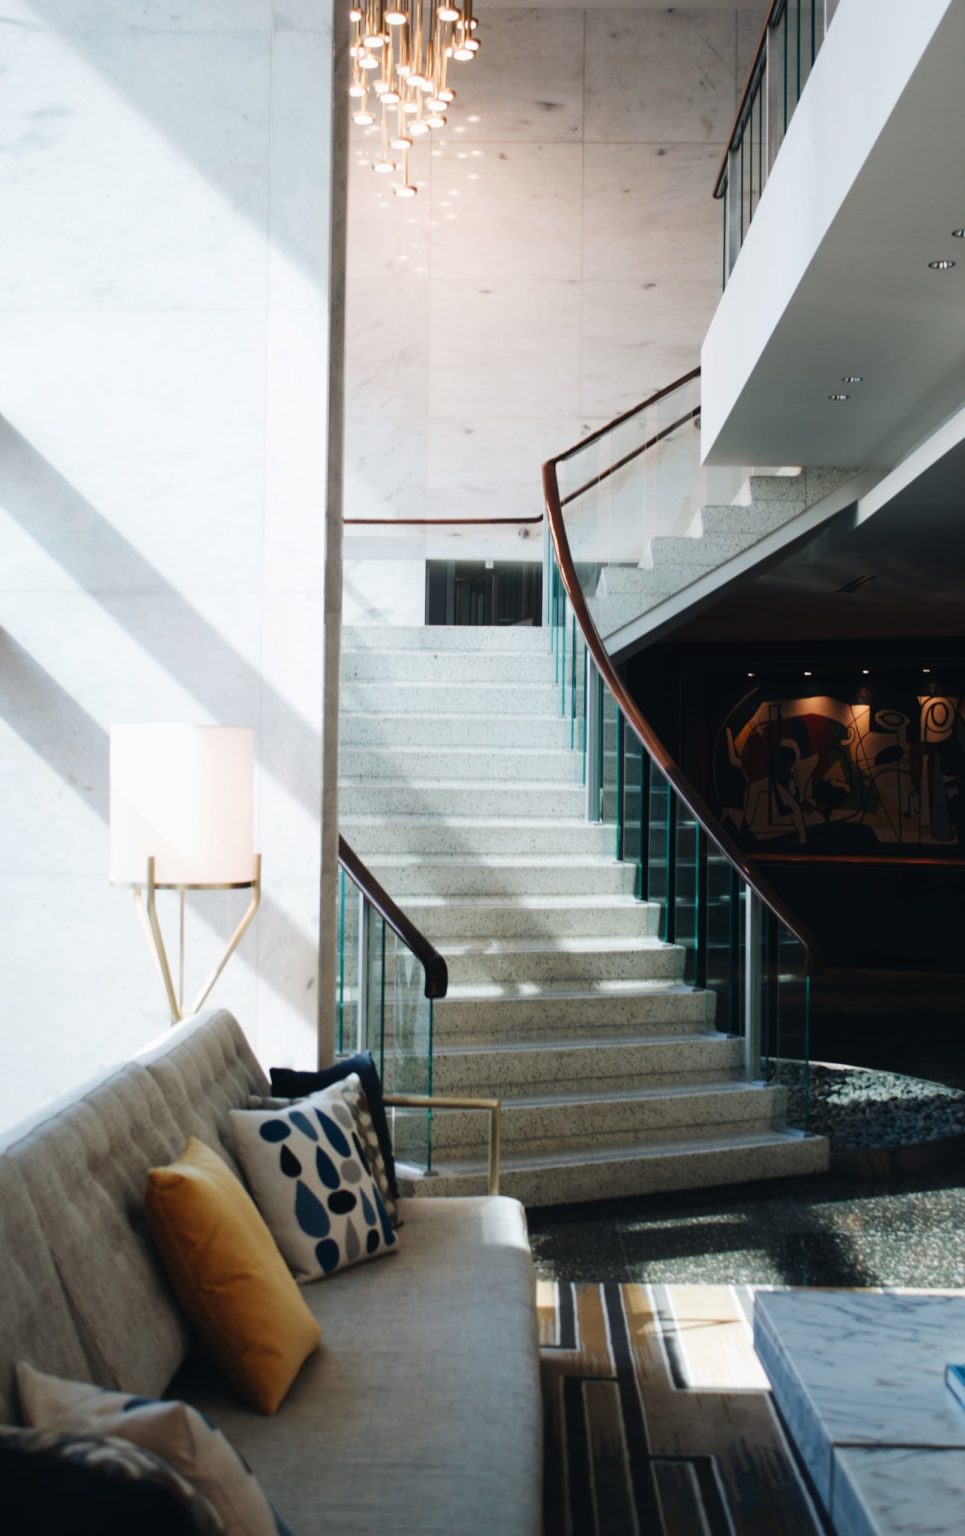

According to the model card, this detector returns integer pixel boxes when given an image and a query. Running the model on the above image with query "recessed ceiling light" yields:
[922,667,932,674]
[951,229,964,239]
[804,670,812,678]
[747,671,756,679]
[929,258,956,270]
[842,375,863,384]
[829,392,849,401]
[861,669,870,676]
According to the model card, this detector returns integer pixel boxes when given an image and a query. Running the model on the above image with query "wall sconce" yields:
[110,725,260,1025]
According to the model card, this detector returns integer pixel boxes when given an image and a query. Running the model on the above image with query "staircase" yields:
[588,467,854,647]
[340,623,827,1207]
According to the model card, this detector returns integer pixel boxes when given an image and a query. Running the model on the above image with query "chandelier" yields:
[349,1,481,198]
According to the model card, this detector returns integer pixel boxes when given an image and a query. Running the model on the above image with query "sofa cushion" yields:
[17,1362,287,1536]
[0,1424,221,1536]
[230,1083,398,1280]
[171,1197,542,1536]
[4,1064,194,1399]
[0,1164,93,1424]
[146,1137,322,1415]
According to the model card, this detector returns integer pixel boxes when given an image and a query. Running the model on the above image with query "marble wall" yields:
[0,0,334,1128]
[343,3,763,604]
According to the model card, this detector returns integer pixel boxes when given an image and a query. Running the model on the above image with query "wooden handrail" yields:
[541,371,821,973]
[338,834,449,1000]
[712,0,785,199]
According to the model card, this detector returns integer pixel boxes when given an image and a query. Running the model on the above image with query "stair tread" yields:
[442,979,701,1001]
[433,1030,733,1056]
[364,853,621,867]
[342,814,598,828]
[441,936,677,957]
[437,1080,763,1110]
[340,779,579,790]
[404,895,651,910]
[418,1127,822,1177]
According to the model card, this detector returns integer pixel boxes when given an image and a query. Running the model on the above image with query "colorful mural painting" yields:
[714,690,965,853]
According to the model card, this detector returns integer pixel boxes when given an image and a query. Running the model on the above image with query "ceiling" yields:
[705,0,965,468]
[675,431,965,643]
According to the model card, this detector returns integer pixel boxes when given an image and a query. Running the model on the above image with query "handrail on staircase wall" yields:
[344,515,544,525]
[338,834,449,1000]
[541,366,820,974]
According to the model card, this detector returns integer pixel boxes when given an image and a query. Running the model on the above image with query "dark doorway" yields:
[425,561,542,627]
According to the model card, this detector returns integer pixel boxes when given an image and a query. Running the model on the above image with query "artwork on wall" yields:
[714,689,965,854]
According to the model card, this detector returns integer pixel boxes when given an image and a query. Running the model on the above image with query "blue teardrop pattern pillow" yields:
[230,1084,398,1283]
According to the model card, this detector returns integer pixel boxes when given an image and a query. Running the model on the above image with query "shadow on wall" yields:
[0,419,320,1008]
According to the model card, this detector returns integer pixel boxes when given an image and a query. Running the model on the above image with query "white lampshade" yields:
[110,725,255,887]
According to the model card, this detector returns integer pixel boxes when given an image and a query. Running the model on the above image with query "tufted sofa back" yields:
[0,1010,269,1424]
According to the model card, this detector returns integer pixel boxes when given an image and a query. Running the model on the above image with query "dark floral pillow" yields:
[0,1424,222,1536]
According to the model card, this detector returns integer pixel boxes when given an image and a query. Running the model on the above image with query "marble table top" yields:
[754,1292,965,1536]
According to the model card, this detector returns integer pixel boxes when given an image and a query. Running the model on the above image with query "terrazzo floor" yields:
[528,1162,965,1289]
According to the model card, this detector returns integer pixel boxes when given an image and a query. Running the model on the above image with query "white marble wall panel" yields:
[0,313,266,595]
[257,592,323,882]
[264,310,329,592]
[581,278,719,416]
[269,25,332,313]
[6,1,272,30]
[343,558,428,625]
[585,8,738,143]
[0,30,270,311]
[430,142,583,283]
[429,280,580,421]
[436,8,585,142]
[582,142,723,282]
[427,415,588,522]
[0,5,333,1128]
[253,878,322,1067]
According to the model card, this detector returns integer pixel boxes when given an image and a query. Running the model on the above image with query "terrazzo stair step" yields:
[338,781,587,819]
[739,472,807,505]
[406,1127,829,1206]
[406,895,661,941]
[341,649,552,683]
[340,815,614,857]
[340,712,571,748]
[339,745,581,783]
[341,681,560,716]
[360,854,633,897]
[650,532,760,568]
[429,1080,785,1158]
[700,502,804,536]
[433,981,716,1043]
[430,1031,742,1096]
[342,624,547,653]
[443,936,685,986]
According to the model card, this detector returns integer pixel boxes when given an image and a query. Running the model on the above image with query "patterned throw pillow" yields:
[270,1052,399,1198]
[247,1075,401,1229]
[17,1362,291,1536]
[0,1424,222,1536]
[230,1085,398,1281]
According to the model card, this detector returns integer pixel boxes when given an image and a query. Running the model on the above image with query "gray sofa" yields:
[0,1010,542,1535]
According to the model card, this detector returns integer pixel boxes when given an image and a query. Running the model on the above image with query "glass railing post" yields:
[665,792,678,944]
[744,887,763,1080]
[541,520,551,629]
[586,660,602,823]
[696,828,708,988]
[638,745,650,900]
[615,709,625,860]
[355,886,369,1056]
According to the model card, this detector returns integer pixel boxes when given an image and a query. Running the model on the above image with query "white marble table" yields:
[754,1292,965,1536]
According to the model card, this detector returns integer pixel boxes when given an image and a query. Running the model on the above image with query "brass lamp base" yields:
[132,854,262,1025]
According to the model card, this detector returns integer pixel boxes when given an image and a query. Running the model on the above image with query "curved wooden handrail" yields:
[338,834,449,1000]
[712,0,784,199]
[542,372,820,973]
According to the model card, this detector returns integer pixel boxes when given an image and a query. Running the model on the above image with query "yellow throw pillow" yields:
[145,1137,321,1415]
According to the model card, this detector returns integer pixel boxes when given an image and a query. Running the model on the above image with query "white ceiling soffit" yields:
[701,0,965,470]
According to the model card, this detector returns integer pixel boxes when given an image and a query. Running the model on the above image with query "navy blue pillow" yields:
[270,1052,399,1198]
[0,1427,219,1536]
